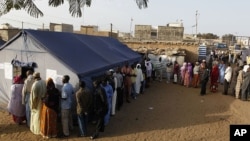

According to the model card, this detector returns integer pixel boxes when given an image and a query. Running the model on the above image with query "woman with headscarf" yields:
[180,62,187,85]
[135,64,144,95]
[210,64,219,93]
[7,75,26,125]
[184,62,192,87]
[40,78,60,138]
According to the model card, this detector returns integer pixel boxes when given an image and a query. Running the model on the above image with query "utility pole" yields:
[110,23,113,37]
[130,18,133,39]
[195,10,198,39]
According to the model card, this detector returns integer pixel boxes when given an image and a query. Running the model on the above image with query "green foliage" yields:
[222,34,236,41]
[197,33,219,39]
[222,34,236,45]
[1,0,148,18]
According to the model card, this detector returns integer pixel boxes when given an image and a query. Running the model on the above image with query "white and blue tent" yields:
[0,29,141,109]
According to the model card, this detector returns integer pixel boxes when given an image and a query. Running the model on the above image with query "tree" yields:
[222,34,236,46]
[197,33,219,39]
[0,0,148,18]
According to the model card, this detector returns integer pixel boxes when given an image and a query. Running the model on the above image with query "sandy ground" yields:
[1,80,250,141]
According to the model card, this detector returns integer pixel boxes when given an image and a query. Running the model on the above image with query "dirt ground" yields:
[1,80,250,141]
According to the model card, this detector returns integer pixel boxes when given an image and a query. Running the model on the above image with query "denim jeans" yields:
[25,94,30,127]
[131,83,136,98]
[77,114,88,136]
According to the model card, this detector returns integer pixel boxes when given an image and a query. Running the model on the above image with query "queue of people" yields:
[6,55,250,139]
[163,55,250,100]
[6,59,152,140]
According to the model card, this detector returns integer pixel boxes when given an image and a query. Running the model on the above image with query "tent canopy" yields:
[1,29,141,79]
[0,39,5,46]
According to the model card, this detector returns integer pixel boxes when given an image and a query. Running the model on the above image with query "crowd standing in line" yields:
[6,53,250,139]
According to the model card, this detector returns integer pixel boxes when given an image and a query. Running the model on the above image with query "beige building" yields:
[49,23,73,32]
[0,24,20,41]
[158,26,184,41]
[75,25,118,38]
[134,23,184,41]
[134,25,152,40]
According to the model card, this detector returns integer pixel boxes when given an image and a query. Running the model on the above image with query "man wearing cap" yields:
[109,69,118,116]
[30,72,46,135]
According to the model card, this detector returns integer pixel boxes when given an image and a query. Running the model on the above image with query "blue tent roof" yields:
[0,39,5,46]
[1,29,141,79]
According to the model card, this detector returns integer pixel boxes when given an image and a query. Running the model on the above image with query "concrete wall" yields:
[74,26,118,38]
[134,25,184,41]
[158,26,184,41]
[78,26,98,35]
[134,25,152,39]
[50,23,73,33]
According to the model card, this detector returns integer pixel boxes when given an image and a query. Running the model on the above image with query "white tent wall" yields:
[0,35,79,110]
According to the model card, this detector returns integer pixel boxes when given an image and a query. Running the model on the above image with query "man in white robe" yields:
[30,72,46,135]
[135,64,144,95]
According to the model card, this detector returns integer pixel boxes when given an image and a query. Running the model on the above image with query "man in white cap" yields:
[30,72,46,135]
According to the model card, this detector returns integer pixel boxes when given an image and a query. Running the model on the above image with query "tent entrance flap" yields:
[11,59,36,79]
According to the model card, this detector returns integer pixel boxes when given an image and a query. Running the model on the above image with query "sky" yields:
[1,0,250,37]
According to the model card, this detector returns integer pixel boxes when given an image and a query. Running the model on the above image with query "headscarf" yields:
[187,62,193,75]
[13,75,22,84]
[136,64,141,69]
[46,78,55,89]
[181,62,187,77]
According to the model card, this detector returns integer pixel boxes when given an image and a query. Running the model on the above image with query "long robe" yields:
[230,66,240,95]
[102,84,113,126]
[180,63,187,84]
[135,66,144,94]
[30,80,46,135]
[241,72,250,100]
[235,70,243,99]
[210,65,219,92]
[7,84,26,123]
[219,63,226,84]
[192,65,200,88]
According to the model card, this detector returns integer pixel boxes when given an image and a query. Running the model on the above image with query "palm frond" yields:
[0,0,23,16]
[68,0,85,17]
[48,0,64,7]
[85,0,91,7]
[136,0,148,9]
[0,1,8,16]
[12,0,22,5]
[24,0,43,18]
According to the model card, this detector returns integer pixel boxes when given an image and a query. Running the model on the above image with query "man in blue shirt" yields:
[61,75,74,137]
